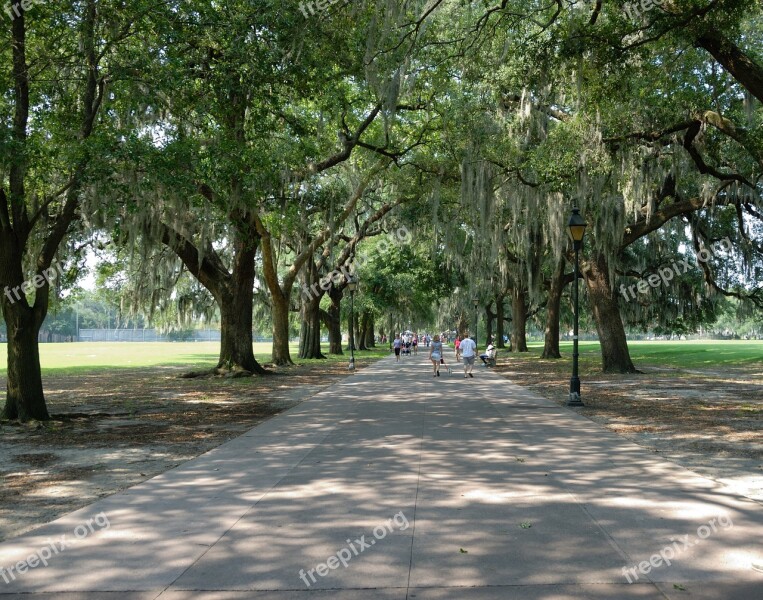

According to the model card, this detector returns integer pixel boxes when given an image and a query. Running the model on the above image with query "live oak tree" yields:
[296,187,403,359]
[255,163,387,365]
[439,0,763,372]
[0,1,151,420]
[101,1,382,370]
[3,0,761,420]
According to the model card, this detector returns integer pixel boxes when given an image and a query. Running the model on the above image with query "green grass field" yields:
[0,342,391,375]
[530,340,763,371]
[0,340,759,375]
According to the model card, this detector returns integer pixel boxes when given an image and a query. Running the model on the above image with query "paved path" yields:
[1,349,761,599]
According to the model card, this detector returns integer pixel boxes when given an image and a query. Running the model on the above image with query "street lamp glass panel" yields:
[347,277,358,292]
[568,208,587,242]
[472,297,478,307]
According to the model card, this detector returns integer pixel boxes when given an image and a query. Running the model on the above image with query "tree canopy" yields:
[1,0,761,419]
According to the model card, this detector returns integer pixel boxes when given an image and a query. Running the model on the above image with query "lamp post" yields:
[347,275,358,371]
[567,208,587,406]
[472,297,479,345]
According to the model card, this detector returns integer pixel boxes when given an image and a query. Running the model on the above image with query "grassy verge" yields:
[506,340,763,374]
[0,341,391,376]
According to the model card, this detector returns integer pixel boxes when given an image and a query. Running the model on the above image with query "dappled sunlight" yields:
[0,353,760,596]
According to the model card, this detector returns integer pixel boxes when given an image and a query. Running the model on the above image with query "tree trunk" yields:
[298,294,325,359]
[366,315,375,347]
[298,263,326,360]
[541,257,565,359]
[485,302,495,346]
[326,285,343,355]
[0,240,54,421]
[218,234,266,374]
[510,289,529,352]
[2,300,48,421]
[270,290,294,366]
[161,220,267,375]
[254,213,297,367]
[584,252,638,373]
[457,312,468,338]
[358,311,369,351]
[218,297,265,374]
[496,294,506,349]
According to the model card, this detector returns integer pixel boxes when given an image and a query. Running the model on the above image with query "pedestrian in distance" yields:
[429,334,444,377]
[459,332,477,378]
[393,334,402,363]
[454,335,461,362]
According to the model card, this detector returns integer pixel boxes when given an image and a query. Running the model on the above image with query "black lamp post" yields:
[347,275,358,371]
[567,208,587,406]
[472,296,479,344]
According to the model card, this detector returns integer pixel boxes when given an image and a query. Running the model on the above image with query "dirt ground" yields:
[0,357,379,542]
[492,355,763,503]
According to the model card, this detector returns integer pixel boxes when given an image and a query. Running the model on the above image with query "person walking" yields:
[429,334,443,377]
[393,334,402,363]
[459,332,477,378]
[454,335,461,362]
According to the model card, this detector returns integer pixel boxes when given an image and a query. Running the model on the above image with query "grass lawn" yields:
[0,339,758,375]
[521,339,763,373]
[0,341,391,375]
[622,339,763,368]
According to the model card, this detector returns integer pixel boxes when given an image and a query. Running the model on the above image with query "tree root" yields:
[179,366,254,379]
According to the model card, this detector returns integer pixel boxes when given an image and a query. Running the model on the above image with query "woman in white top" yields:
[429,334,443,377]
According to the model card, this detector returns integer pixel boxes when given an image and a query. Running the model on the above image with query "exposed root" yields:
[179,366,255,379]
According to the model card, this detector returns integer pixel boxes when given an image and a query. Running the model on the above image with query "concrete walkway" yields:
[0,349,761,599]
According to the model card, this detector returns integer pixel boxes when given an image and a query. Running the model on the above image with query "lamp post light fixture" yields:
[347,275,358,371]
[472,296,479,344]
[567,207,587,406]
